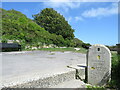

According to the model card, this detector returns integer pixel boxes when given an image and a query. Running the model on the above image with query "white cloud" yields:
[75,16,84,21]
[44,2,80,9]
[67,17,72,23]
[82,3,118,18]
[43,0,81,14]
[65,16,84,23]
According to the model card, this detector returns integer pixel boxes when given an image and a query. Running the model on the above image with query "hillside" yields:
[1,8,88,49]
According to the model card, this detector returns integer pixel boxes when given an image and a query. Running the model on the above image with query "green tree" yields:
[1,8,69,47]
[33,8,74,40]
[73,38,84,47]
[2,8,85,48]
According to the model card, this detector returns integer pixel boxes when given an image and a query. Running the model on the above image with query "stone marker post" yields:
[87,44,111,86]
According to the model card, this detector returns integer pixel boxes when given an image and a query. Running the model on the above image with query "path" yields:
[2,51,86,87]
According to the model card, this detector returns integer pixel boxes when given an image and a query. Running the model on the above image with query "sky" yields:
[2,1,119,46]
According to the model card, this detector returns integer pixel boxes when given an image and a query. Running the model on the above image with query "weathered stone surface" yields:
[2,51,86,88]
[87,44,111,86]
[2,68,85,88]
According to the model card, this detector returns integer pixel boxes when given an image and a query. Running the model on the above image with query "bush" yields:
[1,39,7,43]
[108,53,120,89]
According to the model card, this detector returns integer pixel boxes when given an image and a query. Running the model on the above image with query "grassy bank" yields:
[39,47,87,54]
[25,47,87,54]
[39,47,75,51]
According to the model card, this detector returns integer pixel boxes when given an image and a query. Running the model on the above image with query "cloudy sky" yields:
[2,1,118,45]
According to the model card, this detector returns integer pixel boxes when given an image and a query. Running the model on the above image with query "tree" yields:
[33,8,74,40]
[73,38,84,47]
[82,43,91,49]
[2,8,84,48]
[2,8,69,47]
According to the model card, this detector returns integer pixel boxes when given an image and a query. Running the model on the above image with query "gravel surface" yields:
[2,50,86,87]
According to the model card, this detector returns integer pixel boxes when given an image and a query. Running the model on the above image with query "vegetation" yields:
[87,85,105,90]
[1,8,87,49]
[39,47,76,52]
[33,8,74,40]
[40,47,87,53]
[1,7,119,89]
[106,45,117,51]
[107,53,120,89]
[24,47,87,54]
[73,38,84,47]
[2,8,54,47]
[76,47,87,53]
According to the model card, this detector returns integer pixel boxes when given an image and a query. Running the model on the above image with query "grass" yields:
[38,47,75,51]
[76,48,87,53]
[86,85,105,90]
[107,52,120,89]
[38,47,87,54]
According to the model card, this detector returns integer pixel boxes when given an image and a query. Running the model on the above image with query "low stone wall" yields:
[2,68,85,88]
